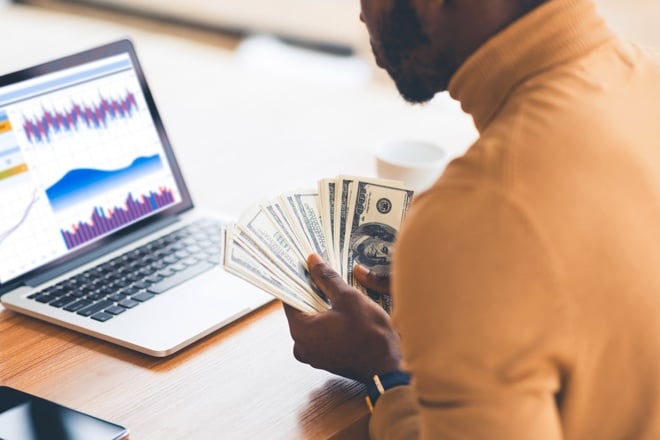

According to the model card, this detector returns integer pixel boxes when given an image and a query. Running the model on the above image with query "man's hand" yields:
[283,253,402,384]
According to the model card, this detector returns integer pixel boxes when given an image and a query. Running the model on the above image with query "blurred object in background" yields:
[12,0,365,55]
[10,0,659,75]
[233,35,372,87]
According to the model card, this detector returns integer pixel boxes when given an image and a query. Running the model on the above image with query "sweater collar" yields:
[448,0,614,133]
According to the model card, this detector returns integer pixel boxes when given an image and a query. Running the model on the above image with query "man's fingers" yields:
[282,302,303,321]
[282,302,313,336]
[307,253,349,304]
[354,264,391,296]
[292,343,306,363]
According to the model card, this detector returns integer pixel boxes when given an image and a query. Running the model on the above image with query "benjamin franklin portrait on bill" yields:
[349,222,397,272]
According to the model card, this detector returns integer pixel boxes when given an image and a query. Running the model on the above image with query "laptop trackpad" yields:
[100,266,273,356]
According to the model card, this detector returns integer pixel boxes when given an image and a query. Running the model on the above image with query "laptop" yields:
[0,39,273,357]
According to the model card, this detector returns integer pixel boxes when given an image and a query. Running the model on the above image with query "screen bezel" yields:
[0,39,194,293]
[0,385,129,440]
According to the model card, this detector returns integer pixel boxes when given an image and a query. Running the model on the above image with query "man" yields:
[285,0,660,437]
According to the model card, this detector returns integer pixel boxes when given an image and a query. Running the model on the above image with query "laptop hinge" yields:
[22,216,180,288]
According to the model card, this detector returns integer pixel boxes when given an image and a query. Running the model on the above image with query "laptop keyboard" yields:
[27,219,223,323]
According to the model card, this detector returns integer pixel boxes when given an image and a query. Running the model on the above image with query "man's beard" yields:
[378,0,449,104]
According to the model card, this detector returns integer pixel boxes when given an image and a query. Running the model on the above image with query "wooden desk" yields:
[0,3,477,439]
[0,300,371,439]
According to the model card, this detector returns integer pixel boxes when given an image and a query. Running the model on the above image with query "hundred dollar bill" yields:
[333,177,354,280]
[335,175,403,281]
[235,224,329,311]
[318,178,338,271]
[279,191,329,262]
[342,178,414,311]
[237,204,310,290]
[223,225,321,314]
[231,223,329,312]
[262,199,307,264]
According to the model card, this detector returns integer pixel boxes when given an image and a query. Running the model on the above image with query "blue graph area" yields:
[46,154,164,211]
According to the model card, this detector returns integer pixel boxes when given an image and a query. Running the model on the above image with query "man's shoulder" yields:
[504,37,660,126]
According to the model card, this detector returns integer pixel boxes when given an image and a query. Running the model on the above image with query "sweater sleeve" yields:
[370,185,572,439]
[370,386,420,440]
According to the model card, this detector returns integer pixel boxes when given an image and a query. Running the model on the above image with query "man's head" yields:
[360,0,549,103]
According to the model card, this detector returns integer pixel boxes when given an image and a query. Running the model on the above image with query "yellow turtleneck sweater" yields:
[370,0,660,438]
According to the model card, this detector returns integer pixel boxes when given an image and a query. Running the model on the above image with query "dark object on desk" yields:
[0,386,128,440]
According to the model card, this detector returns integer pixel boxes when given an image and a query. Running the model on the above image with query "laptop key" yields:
[64,299,93,312]
[105,306,126,315]
[107,294,125,302]
[132,291,154,302]
[150,261,166,270]
[80,285,98,295]
[198,240,215,249]
[133,281,151,290]
[118,298,139,309]
[181,257,199,267]
[171,263,187,272]
[112,278,132,288]
[137,265,158,277]
[49,295,77,308]
[120,286,139,296]
[87,291,107,301]
[158,267,176,278]
[145,274,163,283]
[48,288,69,300]
[91,312,113,322]
[147,261,214,294]
[175,249,191,259]
[163,255,179,265]
[77,300,114,317]
[35,294,55,303]
[187,245,202,254]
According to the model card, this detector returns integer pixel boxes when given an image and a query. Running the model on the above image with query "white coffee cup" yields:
[375,140,448,192]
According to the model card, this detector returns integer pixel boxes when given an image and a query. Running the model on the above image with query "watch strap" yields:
[365,370,411,413]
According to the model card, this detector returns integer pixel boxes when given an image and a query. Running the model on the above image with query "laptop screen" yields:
[0,40,193,286]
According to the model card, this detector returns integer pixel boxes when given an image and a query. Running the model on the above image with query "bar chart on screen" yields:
[60,186,175,250]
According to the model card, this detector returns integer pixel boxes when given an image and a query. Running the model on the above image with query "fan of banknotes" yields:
[223,176,415,314]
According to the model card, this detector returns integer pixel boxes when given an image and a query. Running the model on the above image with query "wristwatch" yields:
[364,370,412,413]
